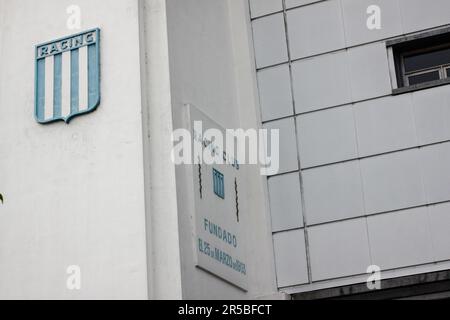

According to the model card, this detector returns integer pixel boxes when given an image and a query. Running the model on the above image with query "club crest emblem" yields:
[35,28,100,124]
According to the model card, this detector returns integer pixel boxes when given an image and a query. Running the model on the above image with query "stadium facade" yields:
[1,0,450,299]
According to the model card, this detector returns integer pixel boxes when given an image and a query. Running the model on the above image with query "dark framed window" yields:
[388,27,450,95]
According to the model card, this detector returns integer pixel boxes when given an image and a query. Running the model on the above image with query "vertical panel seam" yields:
[282,0,313,284]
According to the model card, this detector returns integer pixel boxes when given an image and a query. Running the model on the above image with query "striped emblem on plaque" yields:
[35,29,100,124]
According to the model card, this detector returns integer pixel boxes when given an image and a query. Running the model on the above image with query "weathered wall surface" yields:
[165,0,277,299]
[0,0,148,299]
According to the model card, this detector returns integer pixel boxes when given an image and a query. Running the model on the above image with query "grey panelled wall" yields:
[249,0,450,289]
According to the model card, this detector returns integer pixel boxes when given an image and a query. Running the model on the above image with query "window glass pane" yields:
[404,47,450,73]
[408,71,440,86]
[447,68,450,78]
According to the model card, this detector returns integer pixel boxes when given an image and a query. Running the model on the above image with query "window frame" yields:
[387,26,450,95]
[401,43,450,86]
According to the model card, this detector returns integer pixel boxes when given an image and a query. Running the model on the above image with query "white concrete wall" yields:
[138,0,183,299]
[0,0,277,300]
[163,0,277,299]
[0,0,148,299]
[250,0,450,292]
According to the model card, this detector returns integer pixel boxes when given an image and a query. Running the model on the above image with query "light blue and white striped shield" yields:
[35,29,100,124]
